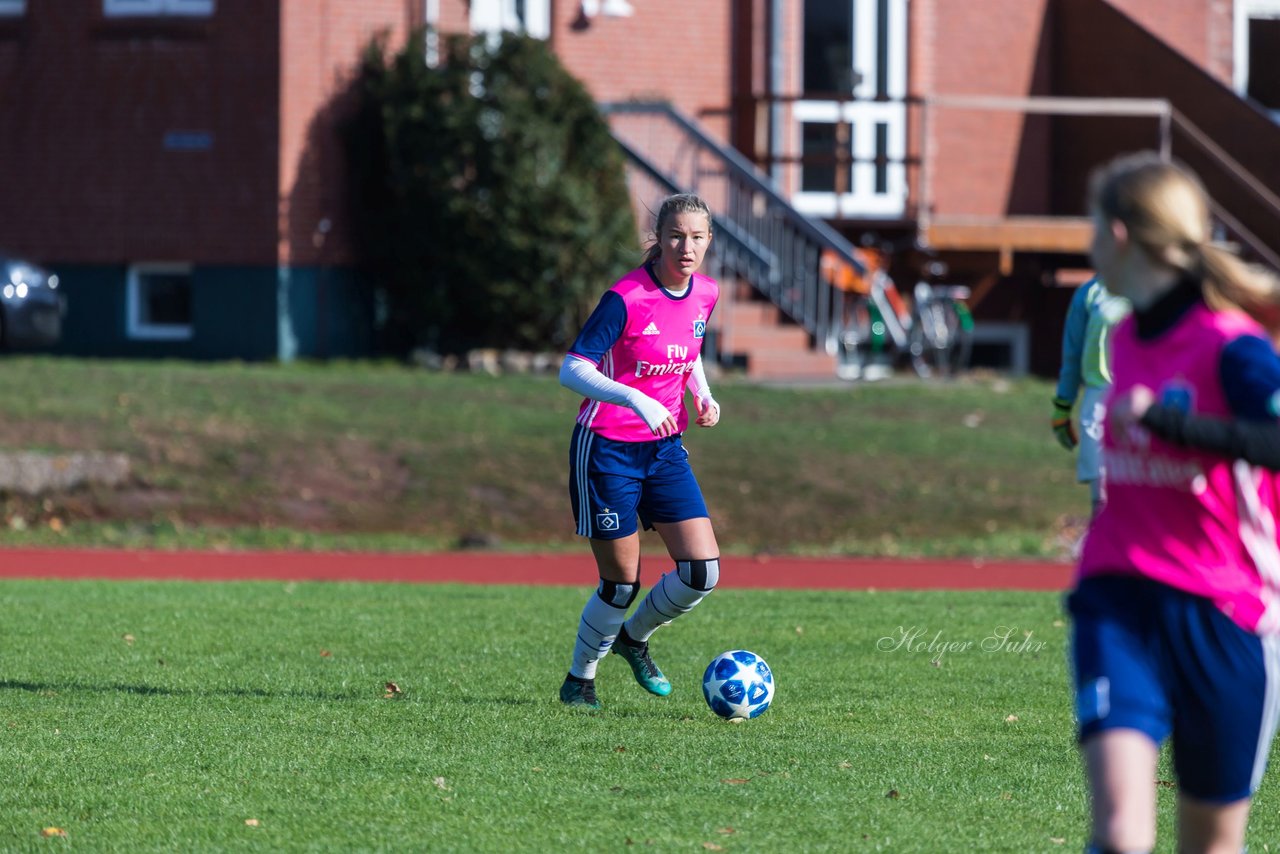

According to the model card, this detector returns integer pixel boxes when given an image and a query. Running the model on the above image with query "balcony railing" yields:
[602,100,872,363]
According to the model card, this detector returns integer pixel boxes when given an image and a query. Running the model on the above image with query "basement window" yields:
[127,264,193,341]
[104,0,214,16]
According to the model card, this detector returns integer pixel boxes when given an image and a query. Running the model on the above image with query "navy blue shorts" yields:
[568,424,709,540]
[1068,574,1280,802]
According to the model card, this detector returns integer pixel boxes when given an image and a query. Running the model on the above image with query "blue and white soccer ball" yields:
[702,649,775,720]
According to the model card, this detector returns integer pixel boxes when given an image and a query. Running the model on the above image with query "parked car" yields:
[0,253,64,349]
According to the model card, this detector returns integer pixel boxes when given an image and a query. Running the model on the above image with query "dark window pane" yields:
[1248,18,1280,110]
[801,122,851,193]
[876,0,889,98]
[804,1,853,93]
[142,273,192,325]
[874,122,888,193]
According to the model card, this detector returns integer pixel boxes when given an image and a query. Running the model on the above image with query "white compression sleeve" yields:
[559,355,672,433]
[687,355,719,414]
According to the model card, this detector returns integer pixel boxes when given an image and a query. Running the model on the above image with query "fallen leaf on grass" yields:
[614,745,626,753]
[1004,715,1019,723]
[838,761,852,769]
[702,844,723,851]
[720,778,750,785]
[319,650,332,658]
[886,789,900,799]
[244,819,260,827]
[383,681,402,699]
[122,634,135,645]
[40,827,66,837]
[716,827,735,835]
[1050,838,1066,845]
[432,777,448,791]
[1157,779,1176,789]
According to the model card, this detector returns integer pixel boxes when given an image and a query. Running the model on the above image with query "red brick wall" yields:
[278,0,410,266]
[548,0,734,143]
[1054,0,1280,253]
[1108,0,1233,81]
[0,2,281,265]
[913,0,1054,220]
[913,0,1232,223]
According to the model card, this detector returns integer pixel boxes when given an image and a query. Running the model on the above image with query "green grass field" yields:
[4,580,1278,852]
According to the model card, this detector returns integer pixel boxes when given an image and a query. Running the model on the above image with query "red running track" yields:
[0,548,1073,591]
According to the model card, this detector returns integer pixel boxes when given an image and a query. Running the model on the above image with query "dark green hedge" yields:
[346,29,638,357]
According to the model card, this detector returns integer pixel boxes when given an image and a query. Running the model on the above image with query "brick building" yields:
[0,1,1276,373]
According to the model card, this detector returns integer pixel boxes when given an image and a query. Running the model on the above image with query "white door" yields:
[792,0,908,219]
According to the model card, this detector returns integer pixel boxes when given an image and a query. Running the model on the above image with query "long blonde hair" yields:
[1089,151,1280,335]
[642,193,714,265]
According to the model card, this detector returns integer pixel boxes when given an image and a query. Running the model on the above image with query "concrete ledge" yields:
[0,451,130,495]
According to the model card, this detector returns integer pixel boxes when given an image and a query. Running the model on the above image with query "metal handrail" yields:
[1170,110,1280,270]
[602,100,872,363]
[610,135,779,277]
[603,101,869,272]
[918,94,1280,271]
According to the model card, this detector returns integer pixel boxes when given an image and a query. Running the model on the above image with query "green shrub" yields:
[346,29,638,357]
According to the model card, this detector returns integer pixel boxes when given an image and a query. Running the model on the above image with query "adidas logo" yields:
[642,322,661,335]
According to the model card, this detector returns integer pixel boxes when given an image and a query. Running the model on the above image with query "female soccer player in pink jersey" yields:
[556,194,723,710]
[1069,152,1280,853]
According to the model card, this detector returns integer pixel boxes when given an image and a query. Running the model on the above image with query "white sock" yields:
[624,568,712,642]
[569,585,632,680]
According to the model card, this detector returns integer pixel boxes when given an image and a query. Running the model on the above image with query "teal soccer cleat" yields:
[559,674,601,710]
[612,629,672,697]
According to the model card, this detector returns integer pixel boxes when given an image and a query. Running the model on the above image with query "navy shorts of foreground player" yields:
[1068,574,1280,803]
[569,423,709,539]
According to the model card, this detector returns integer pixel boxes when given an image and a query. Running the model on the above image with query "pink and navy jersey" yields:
[1079,299,1280,634]
[567,264,719,443]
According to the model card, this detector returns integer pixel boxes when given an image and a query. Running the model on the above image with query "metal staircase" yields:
[601,101,872,378]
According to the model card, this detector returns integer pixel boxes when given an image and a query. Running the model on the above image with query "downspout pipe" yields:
[769,0,783,186]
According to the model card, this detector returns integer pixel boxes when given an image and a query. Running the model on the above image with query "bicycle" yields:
[821,251,974,381]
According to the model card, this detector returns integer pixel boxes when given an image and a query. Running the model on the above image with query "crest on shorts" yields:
[595,511,620,532]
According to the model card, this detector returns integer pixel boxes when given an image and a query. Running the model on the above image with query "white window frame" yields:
[104,0,214,17]
[792,0,909,219]
[127,263,194,341]
[0,0,26,16]
[1234,0,1280,121]
[470,0,550,39]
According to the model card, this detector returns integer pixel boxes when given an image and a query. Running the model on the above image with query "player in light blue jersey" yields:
[1053,276,1131,518]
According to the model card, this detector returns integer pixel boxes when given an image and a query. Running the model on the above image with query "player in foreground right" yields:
[1068,151,1280,854]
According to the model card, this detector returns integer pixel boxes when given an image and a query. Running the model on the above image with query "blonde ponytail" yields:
[1199,243,1280,338]
[1090,151,1280,337]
